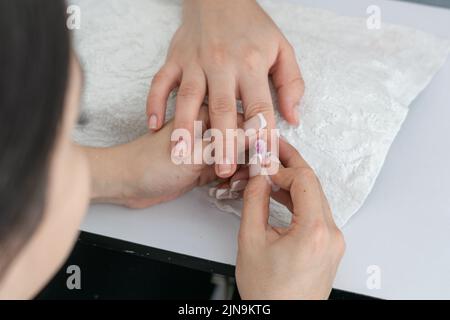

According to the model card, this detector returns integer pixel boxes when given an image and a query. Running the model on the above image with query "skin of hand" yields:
[146,0,304,179]
[236,139,345,300]
[84,106,217,209]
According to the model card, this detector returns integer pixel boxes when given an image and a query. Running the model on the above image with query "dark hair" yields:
[0,1,70,279]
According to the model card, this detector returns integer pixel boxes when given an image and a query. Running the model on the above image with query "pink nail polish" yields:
[148,114,158,130]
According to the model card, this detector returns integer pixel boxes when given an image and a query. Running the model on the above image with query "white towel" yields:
[71,0,449,227]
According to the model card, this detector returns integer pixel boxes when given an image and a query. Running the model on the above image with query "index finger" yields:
[277,137,309,168]
[240,175,271,244]
[271,140,326,224]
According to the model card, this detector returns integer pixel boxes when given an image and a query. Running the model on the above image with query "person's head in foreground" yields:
[0,0,344,300]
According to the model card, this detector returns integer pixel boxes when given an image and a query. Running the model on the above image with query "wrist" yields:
[83,145,133,205]
[183,0,258,18]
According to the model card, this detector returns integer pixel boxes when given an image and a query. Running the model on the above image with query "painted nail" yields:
[218,158,233,176]
[230,180,248,192]
[148,114,158,130]
[262,152,272,167]
[244,113,267,132]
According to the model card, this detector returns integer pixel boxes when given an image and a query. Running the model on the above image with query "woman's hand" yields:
[84,106,215,208]
[236,139,345,300]
[146,0,304,179]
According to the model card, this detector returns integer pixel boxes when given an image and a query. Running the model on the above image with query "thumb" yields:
[239,175,271,243]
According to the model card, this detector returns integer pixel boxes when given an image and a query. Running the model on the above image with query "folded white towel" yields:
[72,0,449,227]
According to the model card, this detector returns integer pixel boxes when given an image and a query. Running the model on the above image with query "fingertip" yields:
[146,97,167,131]
[244,175,271,201]
[148,113,161,131]
[280,104,300,125]
[216,163,237,179]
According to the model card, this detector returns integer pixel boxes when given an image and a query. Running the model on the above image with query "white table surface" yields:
[81,0,450,299]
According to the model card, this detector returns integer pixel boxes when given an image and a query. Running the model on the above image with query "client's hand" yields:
[146,0,304,179]
[236,139,345,300]
[84,105,215,208]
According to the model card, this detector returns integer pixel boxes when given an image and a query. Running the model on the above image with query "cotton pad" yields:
[71,0,450,227]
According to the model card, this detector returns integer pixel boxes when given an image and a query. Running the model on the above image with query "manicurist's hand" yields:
[84,106,216,209]
[236,139,345,300]
[146,0,304,179]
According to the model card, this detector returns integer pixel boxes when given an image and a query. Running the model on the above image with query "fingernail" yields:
[244,113,267,132]
[148,114,158,130]
[218,158,233,176]
[262,152,272,167]
[230,180,248,192]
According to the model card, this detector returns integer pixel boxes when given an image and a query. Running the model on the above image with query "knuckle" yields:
[241,47,263,70]
[275,75,304,93]
[309,219,328,245]
[291,75,305,90]
[175,119,193,132]
[285,42,295,55]
[333,228,346,258]
[294,166,317,183]
[245,101,272,119]
[152,68,172,85]
[206,44,228,67]
[210,96,235,115]
[178,81,203,100]
[238,228,259,250]
[293,76,305,92]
